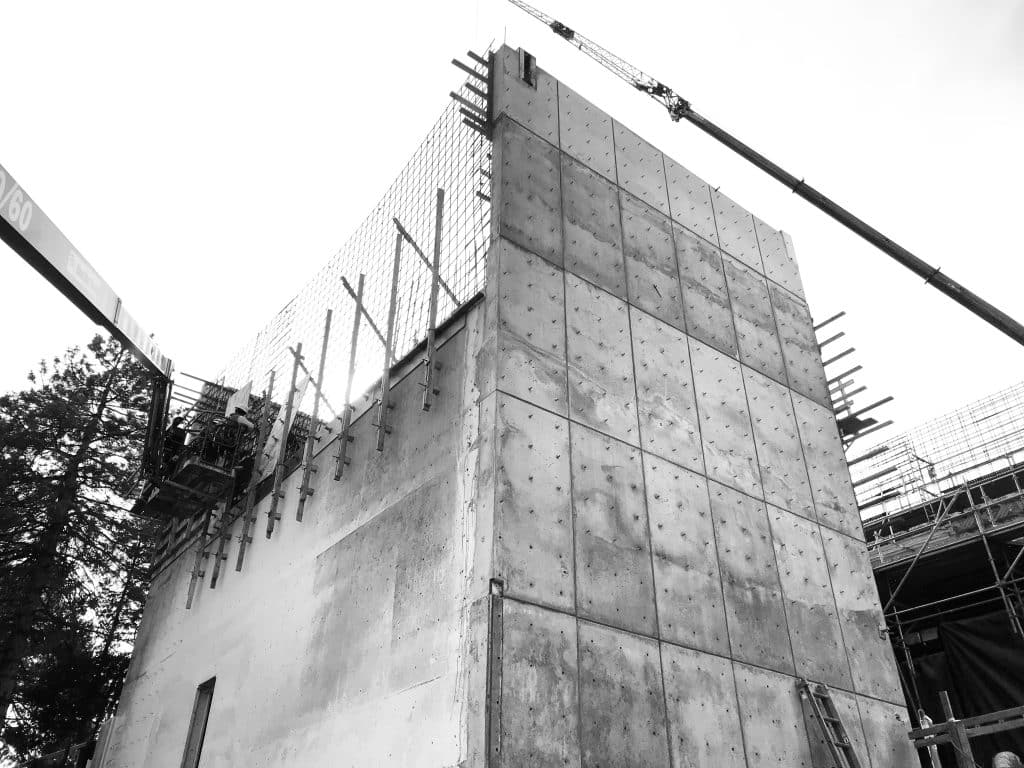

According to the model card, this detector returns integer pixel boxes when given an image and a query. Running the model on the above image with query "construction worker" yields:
[994,752,1023,768]
[162,416,188,473]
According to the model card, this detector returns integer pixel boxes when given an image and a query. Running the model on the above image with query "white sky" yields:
[1,0,1022,438]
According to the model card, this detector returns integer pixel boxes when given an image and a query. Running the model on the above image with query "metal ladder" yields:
[798,679,863,768]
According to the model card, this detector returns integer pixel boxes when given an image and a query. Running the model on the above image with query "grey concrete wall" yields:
[487,44,916,767]
[101,313,493,768]
[105,43,916,768]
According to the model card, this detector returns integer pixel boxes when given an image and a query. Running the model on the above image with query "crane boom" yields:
[507,0,1024,348]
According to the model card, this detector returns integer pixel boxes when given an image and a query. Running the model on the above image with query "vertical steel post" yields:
[334,275,365,480]
[185,508,215,609]
[972,505,1024,635]
[267,343,302,538]
[296,310,332,521]
[939,691,974,768]
[421,188,445,412]
[376,233,403,451]
[235,373,274,571]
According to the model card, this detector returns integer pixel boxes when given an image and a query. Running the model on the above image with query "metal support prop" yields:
[267,343,303,538]
[421,188,445,411]
[376,233,403,451]
[392,217,459,306]
[235,374,274,571]
[185,508,215,609]
[208,477,237,589]
[334,274,365,480]
[296,310,333,521]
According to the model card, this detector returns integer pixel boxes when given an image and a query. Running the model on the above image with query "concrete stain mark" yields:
[820,529,905,706]
[565,273,639,446]
[494,395,574,611]
[689,339,762,499]
[734,662,815,767]
[754,217,804,299]
[498,119,563,268]
[496,240,568,415]
[661,643,746,768]
[856,693,919,768]
[675,224,738,358]
[570,423,656,636]
[710,481,795,675]
[578,621,670,767]
[497,600,581,767]
[711,189,764,274]
[302,475,461,715]
[742,367,815,520]
[644,457,729,655]
[769,508,852,690]
[629,307,702,473]
[791,391,864,540]
[620,193,686,332]
[664,156,718,247]
[557,82,616,183]
[561,154,626,299]
[768,284,830,407]
[493,46,559,145]
[724,256,787,384]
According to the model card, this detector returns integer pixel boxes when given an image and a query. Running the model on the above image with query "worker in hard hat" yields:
[994,752,1024,768]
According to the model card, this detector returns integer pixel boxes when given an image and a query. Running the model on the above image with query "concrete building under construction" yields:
[93,46,916,767]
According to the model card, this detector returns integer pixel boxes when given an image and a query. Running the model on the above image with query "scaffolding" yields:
[851,381,1024,731]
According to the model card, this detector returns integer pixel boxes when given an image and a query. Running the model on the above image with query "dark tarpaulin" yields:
[940,611,1024,762]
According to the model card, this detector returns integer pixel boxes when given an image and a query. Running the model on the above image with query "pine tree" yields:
[0,335,158,761]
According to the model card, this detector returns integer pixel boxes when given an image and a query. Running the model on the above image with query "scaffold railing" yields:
[854,380,1024,518]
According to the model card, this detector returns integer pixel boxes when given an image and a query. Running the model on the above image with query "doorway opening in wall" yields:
[180,677,216,768]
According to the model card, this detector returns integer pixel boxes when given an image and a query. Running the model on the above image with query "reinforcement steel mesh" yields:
[212,61,492,422]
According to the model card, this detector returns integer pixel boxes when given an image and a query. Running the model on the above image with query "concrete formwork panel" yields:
[630,308,702,473]
[734,662,814,768]
[497,119,563,267]
[821,529,904,705]
[493,46,558,145]
[558,83,616,182]
[802,686,869,767]
[712,189,763,274]
[662,643,746,768]
[621,193,686,331]
[690,340,761,499]
[644,457,728,655]
[769,284,830,406]
[497,241,568,415]
[724,256,786,384]
[710,482,794,674]
[664,156,718,246]
[578,621,670,768]
[675,224,738,358]
[613,121,670,217]
[570,423,656,635]
[769,508,851,689]
[494,395,574,611]
[743,368,814,519]
[754,217,804,299]
[792,392,863,540]
[561,154,625,298]
[566,274,639,445]
[498,600,581,768]
[856,694,918,768]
